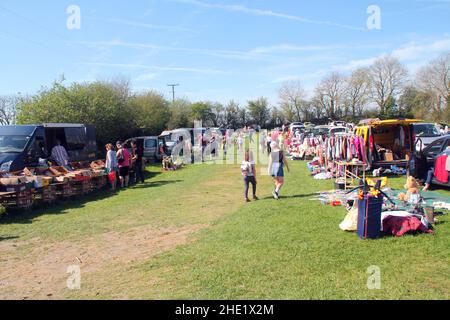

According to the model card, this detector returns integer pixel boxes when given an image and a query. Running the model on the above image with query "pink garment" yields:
[118,148,131,167]
[383,216,433,237]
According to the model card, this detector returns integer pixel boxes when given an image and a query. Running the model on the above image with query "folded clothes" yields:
[314,172,333,180]
[433,201,450,211]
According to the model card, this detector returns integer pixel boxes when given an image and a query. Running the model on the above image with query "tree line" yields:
[0,52,448,147]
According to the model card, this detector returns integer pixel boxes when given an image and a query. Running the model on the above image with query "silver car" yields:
[413,123,442,150]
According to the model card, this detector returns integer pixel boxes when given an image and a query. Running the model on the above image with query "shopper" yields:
[268,141,290,200]
[116,141,131,188]
[105,143,118,191]
[51,139,69,166]
[241,150,258,202]
[131,140,145,184]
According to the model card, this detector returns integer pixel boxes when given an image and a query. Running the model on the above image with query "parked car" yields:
[124,136,163,163]
[410,135,450,187]
[355,119,423,168]
[420,134,450,166]
[158,128,207,156]
[290,125,305,134]
[329,126,348,136]
[312,125,330,137]
[412,123,442,150]
[0,123,97,172]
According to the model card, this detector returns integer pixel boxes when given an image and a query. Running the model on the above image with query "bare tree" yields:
[416,52,450,114]
[315,72,346,119]
[345,67,371,118]
[369,56,408,115]
[0,95,19,125]
[278,80,307,122]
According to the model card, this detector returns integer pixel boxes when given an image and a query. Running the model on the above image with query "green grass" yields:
[1,161,449,300]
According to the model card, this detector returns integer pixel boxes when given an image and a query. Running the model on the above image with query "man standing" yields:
[51,139,69,166]
[131,140,145,184]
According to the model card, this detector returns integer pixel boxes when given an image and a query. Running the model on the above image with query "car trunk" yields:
[370,124,414,168]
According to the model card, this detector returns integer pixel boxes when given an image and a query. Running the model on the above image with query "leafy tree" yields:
[224,100,241,129]
[190,102,215,127]
[247,97,271,128]
[167,99,192,129]
[129,91,171,135]
[17,80,135,147]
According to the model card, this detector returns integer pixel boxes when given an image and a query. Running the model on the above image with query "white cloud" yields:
[79,62,228,75]
[73,40,264,61]
[107,18,195,33]
[249,44,344,55]
[134,73,158,82]
[391,39,450,61]
[271,75,302,84]
[169,0,365,31]
[330,38,450,73]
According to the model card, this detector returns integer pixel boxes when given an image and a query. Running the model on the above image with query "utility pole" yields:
[167,83,179,103]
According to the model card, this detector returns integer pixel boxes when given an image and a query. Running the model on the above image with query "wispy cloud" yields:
[332,38,450,72]
[79,62,228,75]
[106,18,195,33]
[391,38,450,61]
[73,39,352,61]
[134,73,158,82]
[168,0,365,31]
[73,40,260,60]
[249,44,346,55]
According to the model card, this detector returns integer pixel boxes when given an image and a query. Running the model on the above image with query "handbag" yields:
[108,171,116,183]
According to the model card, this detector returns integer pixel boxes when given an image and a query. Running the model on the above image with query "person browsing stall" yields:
[116,141,131,188]
[51,139,69,166]
[131,140,145,184]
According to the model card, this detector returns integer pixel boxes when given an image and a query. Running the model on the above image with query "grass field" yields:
[0,160,449,300]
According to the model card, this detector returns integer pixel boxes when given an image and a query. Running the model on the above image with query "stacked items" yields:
[40,185,57,204]
[56,182,76,199]
[0,160,108,212]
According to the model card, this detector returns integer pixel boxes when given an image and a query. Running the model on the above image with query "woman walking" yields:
[268,141,290,200]
[116,141,131,188]
[105,143,118,191]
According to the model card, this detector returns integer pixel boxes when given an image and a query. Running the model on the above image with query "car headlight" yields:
[0,161,12,172]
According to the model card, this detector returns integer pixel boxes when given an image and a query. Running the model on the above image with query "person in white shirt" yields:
[241,150,258,202]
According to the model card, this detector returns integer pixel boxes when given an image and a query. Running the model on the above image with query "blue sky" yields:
[0,0,449,104]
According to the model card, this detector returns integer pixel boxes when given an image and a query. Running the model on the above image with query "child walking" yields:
[241,151,258,202]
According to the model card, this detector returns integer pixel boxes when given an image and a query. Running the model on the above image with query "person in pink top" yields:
[116,141,131,188]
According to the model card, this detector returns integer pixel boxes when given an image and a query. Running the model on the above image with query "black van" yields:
[0,123,97,172]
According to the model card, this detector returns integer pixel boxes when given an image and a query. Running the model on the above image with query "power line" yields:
[167,83,179,103]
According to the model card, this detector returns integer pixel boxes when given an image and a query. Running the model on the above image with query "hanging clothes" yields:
[434,155,449,183]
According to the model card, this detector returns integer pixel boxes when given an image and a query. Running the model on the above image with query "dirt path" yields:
[0,223,207,300]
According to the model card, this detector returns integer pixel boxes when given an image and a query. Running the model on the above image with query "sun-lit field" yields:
[1,161,448,300]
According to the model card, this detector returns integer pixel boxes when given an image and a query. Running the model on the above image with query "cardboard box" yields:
[385,151,394,162]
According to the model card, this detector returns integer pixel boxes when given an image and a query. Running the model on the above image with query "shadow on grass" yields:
[0,235,19,241]
[129,180,183,189]
[260,193,317,201]
[0,189,116,226]
[0,170,182,226]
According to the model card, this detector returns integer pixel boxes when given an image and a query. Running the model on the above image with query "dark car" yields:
[0,124,97,172]
[410,134,450,183]
[421,134,450,165]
